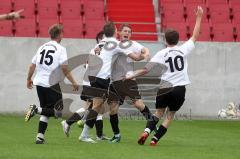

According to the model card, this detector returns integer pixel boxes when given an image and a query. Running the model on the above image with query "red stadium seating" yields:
[14,19,37,37]
[83,19,105,38]
[206,0,228,5]
[61,19,83,38]
[131,33,158,41]
[0,0,14,14]
[0,21,13,36]
[184,0,205,5]
[37,0,60,19]
[189,23,212,41]
[82,0,105,20]
[60,0,81,19]
[185,5,208,22]
[212,23,235,42]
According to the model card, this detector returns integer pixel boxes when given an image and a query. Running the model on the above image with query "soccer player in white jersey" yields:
[25,24,78,144]
[61,31,109,140]
[79,22,146,143]
[125,6,203,146]
[107,24,154,143]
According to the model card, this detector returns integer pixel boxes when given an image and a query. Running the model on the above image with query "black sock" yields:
[38,121,48,134]
[41,108,55,117]
[140,105,153,120]
[85,109,98,128]
[152,125,167,142]
[146,115,159,133]
[110,114,120,135]
[95,119,103,137]
[66,113,82,126]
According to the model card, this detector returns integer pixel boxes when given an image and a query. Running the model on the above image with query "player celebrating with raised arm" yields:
[107,24,153,143]
[125,6,203,146]
[25,24,78,144]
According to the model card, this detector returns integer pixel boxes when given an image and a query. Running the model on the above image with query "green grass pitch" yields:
[0,115,240,159]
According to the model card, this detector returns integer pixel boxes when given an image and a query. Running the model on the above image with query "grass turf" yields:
[0,115,239,159]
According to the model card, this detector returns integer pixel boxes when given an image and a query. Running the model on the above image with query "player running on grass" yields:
[25,24,78,144]
[125,6,203,146]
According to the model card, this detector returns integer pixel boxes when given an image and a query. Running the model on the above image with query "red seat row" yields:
[0,0,105,39]
[160,0,240,41]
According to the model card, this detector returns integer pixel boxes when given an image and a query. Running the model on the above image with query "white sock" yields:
[96,114,103,121]
[81,124,89,138]
[37,107,42,114]
[76,108,86,114]
[144,128,151,134]
[115,133,120,138]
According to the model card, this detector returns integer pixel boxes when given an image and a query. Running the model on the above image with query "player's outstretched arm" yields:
[190,6,203,42]
[125,68,148,80]
[27,64,36,89]
[0,9,24,20]
[61,65,78,91]
[127,52,145,61]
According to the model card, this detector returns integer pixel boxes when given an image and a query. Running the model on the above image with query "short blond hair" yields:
[48,24,63,39]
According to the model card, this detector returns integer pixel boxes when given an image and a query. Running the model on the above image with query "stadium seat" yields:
[14,19,37,37]
[82,0,105,20]
[37,0,60,19]
[60,0,81,19]
[0,0,14,14]
[37,19,60,37]
[183,0,205,5]
[206,0,228,5]
[61,19,83,38]
[13,0,37,19]
[209,8,231,23]
[211,23,235,42]
[83,19,105,38]
[229,0,240,6]
[0,21,13,36]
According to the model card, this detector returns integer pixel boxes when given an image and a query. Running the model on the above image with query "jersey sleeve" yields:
[132,41,144,53]
[144,52,163,71]
[179,39,195,56]
[31,54,37,64]
[59,47,68,65]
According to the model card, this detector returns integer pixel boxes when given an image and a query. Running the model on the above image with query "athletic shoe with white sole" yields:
[79,136,97,143]
[61,120,70,137]
[25,104,37,122]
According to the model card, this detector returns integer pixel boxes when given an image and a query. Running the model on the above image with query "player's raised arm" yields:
[190,6,203,42]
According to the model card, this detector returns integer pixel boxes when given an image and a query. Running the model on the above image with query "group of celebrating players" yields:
[25,6,204,146]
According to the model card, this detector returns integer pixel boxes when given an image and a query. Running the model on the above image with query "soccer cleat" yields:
[137,132,149,145]
[96,135,111,141]
[25,104,37,122]
[61,120,70,137]
[35,137,45,144]
[79,136,97,143]
[109,135,121,143]
[150,140,157,146]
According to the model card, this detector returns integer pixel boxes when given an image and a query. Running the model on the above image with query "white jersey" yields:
[146,39,195,87]
[111,40,144,81]
[32,40,68,87]
[88,37,132,79]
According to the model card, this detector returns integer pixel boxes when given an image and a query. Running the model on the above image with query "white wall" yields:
[0,37,239,118]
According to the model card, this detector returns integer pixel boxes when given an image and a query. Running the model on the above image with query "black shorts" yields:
[88,76,110,99]
[36,83,63,110]
[108,79,141,104]
[156,86,186,111]
[80,85,93,101]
